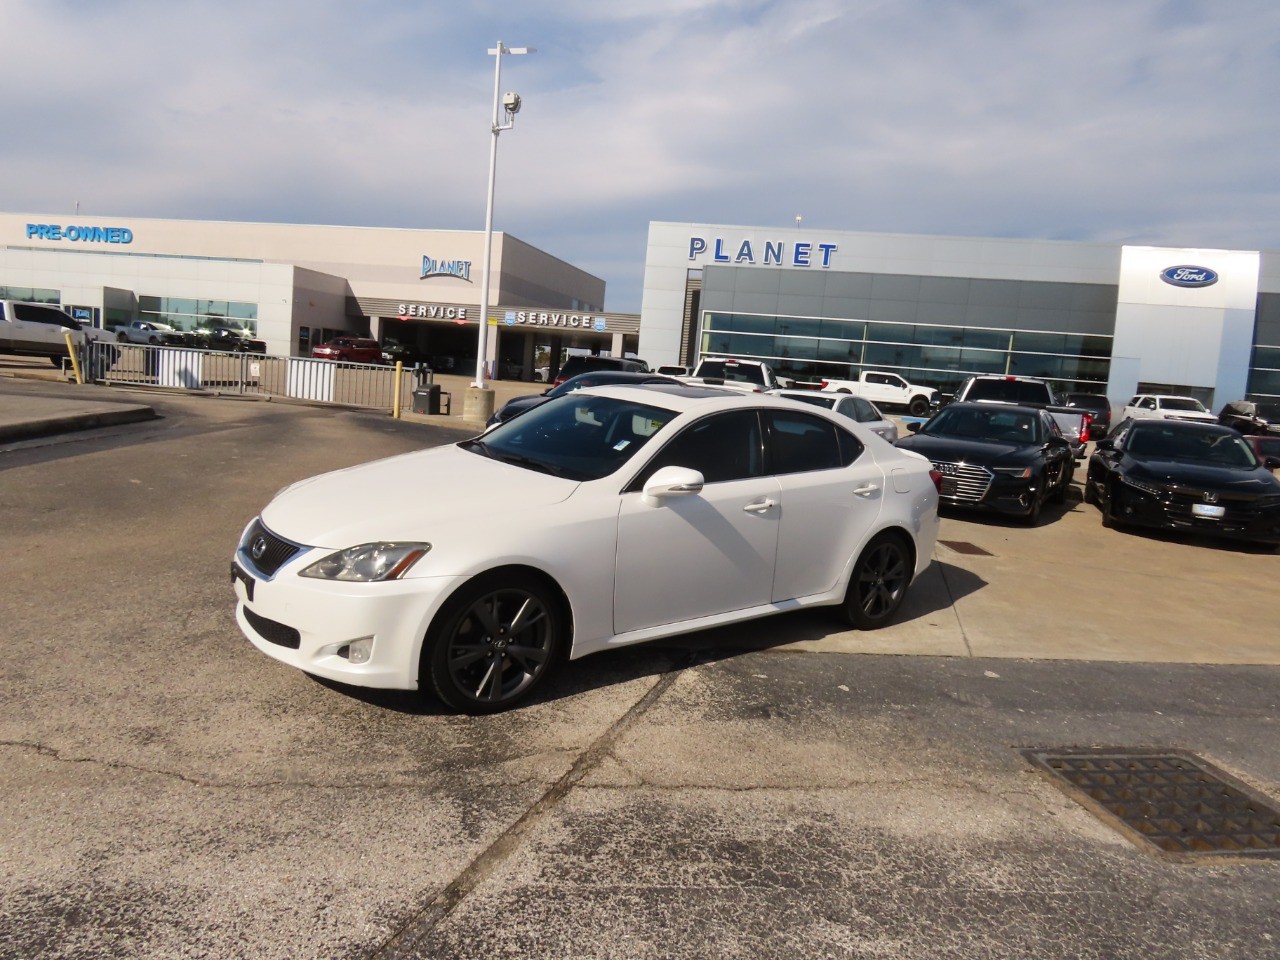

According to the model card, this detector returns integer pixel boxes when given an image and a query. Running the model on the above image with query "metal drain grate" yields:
[938,540,993,556]
[1023,748,1280,859]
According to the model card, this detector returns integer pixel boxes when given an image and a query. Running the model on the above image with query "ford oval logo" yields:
[1160,265,1218,288]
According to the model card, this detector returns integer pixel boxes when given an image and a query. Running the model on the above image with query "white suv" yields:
[1120,394,1216,424]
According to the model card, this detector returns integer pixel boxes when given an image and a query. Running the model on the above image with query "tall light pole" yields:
[472,41,534,393]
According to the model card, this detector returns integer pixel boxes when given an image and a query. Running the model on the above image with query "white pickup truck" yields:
[819,370,938,416]
[116,319,186,346]
[0,300,113,365]
[678,357,784,393]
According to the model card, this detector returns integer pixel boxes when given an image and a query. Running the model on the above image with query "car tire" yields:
[116,331,129,343]
[839,532,912,630]
[424,571,565,714]
[1101,484,1122,529]
[1083,476,1098,505]
[908,396,930,417]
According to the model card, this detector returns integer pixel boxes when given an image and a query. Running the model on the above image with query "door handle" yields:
[742,497,776,513]
[852,483,880,497]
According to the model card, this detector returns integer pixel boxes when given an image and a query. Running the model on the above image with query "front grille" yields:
[1164,488,1275,525]
[240,518,303,578]
[931,461,993,503]
[243,608,301,649]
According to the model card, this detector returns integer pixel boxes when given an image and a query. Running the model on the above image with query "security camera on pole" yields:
[464,41,535,424]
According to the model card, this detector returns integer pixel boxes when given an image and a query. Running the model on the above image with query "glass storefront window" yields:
[0,285,60,303]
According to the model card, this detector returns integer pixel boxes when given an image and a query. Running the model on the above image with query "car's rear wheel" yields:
[424,572,564,714]
[840,533,912,629]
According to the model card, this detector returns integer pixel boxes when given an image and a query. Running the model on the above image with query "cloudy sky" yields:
[4,0,1277,311]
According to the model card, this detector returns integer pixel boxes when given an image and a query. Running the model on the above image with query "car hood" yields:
[1162,411,1217,423]
[260,444,579,548]
[497,395,548,418]
[897,433,1040,466]
[1127,458,1280,494]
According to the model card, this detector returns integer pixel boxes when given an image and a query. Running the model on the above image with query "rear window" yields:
[963,379,1053,404]
[696,360,765,386]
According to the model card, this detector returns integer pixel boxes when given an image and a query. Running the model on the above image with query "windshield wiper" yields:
[460,438,493,458]
[489,451,566,477]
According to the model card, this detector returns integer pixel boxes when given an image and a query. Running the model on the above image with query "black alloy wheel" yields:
[1021,485,1044,526]
[1100,482,1123,529]
[426,573,563,714]
[908,396,930,417]
[841,533,911,629]
[1048,460,1071,504]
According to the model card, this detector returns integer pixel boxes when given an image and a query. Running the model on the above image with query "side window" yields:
[886,375,906,388]
[866,373,887,385]
[1127,396,1140,406]
[1140,397,1157,410]
[851,397,877,422]
[766,410,844,475]
[633,410,762,487]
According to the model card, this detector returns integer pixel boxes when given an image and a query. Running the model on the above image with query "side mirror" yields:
[1046,436,1071,449]
[1265,457,1280,471]
[642,466,705,504]
[907,421,922,433]
[1095,438,1115,451]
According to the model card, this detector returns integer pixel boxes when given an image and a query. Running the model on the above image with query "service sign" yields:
[26,223,133,244]
[1160,265,1219,288]
[505,311,607,331]
[398,303,468,323]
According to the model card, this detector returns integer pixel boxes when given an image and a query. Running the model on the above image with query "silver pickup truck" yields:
[950,375,1093,458]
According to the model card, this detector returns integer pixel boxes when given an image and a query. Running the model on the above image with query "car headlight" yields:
[1121,475,1164,497]
[299,542,431,582]
[991,466,1032,478]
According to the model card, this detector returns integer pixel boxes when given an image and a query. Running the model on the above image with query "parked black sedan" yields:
[486,371,681,427]
[896,402,1074,525]
[1084,418,1280,547]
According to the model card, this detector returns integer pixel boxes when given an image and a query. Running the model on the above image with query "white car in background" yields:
[778,389,900,442]
[1120,394,1217,424]
[232,385,940,713]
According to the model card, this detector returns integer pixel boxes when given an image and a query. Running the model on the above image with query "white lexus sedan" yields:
[231,385,940,713]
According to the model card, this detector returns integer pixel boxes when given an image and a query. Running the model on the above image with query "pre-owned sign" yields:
[26,223,133,243]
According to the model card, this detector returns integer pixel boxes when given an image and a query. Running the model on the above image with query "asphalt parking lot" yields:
[1,375,1278,959]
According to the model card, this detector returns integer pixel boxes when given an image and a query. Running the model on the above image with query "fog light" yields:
[348,636,374,664]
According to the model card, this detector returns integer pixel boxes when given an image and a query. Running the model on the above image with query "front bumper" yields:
[1111,484,1280,544]
[231,554,466,689]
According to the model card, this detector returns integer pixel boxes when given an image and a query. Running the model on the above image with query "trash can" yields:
[412,383,443,415]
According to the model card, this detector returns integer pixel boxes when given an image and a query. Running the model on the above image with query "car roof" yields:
[943,401,1047,416]
[582,383,797,415]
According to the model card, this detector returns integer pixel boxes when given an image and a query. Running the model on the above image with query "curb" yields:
[0,405,159,443]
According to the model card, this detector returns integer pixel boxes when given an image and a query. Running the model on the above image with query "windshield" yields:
[1126,425,1257,467]
[464,394,678,481]
[1159,397,1208,412]
[697,361,764,386]
[924,406,1042,444]
[962,379,1052,404]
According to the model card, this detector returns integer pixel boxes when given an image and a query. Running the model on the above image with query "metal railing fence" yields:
[84,341,422,414]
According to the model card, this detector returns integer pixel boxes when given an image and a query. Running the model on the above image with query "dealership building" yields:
[0,213,638,380]
[638,222,1280,405]
[4,211,1278,404]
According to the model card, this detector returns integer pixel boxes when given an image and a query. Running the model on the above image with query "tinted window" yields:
[696,360,765,386]
[635,410,763,486]
[1126,425,1255,466]
[477,395,677,482]
[14,304,73,326]
[766,410,844,474]
[926,406,1042,443]
[850,397,878,422]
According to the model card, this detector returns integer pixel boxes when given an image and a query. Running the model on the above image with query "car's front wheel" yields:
[840,533,912,629]
[424,572,564,714]
[908,396,930,417]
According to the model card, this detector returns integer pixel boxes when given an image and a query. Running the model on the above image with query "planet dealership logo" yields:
[421,256,472,282]
[1160,265,1218,288]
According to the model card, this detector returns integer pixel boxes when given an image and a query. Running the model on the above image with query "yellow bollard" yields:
[63,332,84,385]
[392,361,403,419]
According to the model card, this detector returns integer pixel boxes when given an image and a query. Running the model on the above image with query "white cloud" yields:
[2,0,1278,310]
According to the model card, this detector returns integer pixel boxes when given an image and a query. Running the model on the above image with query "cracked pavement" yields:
[1,382,1278,959]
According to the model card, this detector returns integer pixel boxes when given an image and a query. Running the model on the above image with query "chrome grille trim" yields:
[930,461,994,503]
[238,518,308,580]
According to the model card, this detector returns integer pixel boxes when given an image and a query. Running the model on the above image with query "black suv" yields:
[1219,400,1280,436]
[554,355,648,385]
[1063,392,1113,439]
